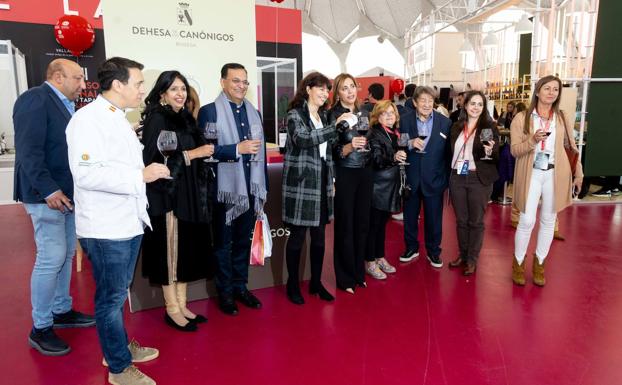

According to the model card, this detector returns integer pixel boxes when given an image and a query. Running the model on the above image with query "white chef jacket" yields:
[66,95,151,239]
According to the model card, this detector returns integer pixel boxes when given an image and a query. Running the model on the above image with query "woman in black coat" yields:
[447,90,500,276]
[141,71,214,331]
[365,101,407,279]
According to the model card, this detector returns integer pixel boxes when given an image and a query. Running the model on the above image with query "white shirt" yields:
[310,114,327,160]
[66,95,150,239]
[532,111,557,164]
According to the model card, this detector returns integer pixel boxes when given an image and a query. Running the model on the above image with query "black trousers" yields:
[366,208,390,262]
[212,201,255,296]
[333,166,373,289]
[449,172,492,263]
[285,224,326,290]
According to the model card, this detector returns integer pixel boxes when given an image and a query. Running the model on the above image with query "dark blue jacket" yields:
[13,83,73,203]
[400,110,451,196]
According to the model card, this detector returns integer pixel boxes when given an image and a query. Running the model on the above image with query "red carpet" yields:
[1,202,621,385]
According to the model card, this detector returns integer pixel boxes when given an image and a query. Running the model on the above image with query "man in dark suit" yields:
[449,91,465,123]
[399,86,451,268]
[197,63,266,315]
[13,59,94,356]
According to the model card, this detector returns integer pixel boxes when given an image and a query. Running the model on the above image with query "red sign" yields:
[0,0,103,28]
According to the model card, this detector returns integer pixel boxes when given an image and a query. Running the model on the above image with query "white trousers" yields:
[514,168,556,264]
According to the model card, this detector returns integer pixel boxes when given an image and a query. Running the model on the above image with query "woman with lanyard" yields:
[365,100,406,279]
[448,91,500,276]
[282,72,355,304]
[510,75,583,286]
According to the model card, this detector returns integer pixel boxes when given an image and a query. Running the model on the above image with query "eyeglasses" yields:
[380,111,396,117]
[227,78,250,87]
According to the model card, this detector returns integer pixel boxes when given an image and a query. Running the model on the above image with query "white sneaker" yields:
[108,365,155,385]
[366,262,387,280]
[392,213,404,220]
[103,340,159,367]
[377,258,396,274]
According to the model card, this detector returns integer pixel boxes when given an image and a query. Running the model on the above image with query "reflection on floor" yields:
[1,202,621,385]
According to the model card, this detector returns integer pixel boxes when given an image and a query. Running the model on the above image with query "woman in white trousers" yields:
[509,75,583,286]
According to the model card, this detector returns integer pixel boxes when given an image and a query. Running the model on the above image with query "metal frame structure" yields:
[256,56,298,142]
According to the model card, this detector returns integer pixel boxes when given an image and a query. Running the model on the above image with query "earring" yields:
[160,98,167,106]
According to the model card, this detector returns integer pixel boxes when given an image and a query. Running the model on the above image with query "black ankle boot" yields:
[309,283,335,302]
[286,282,305,305]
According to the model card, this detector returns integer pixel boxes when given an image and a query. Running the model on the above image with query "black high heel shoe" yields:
[309,284,335,301]
[185,314,208,323]
[165,312,197,332]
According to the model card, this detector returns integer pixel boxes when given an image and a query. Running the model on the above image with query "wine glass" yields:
[249,124,264,162]
[397,133,410,166]
[157,130,176,179]
[480,128,494,160]
[416,128,428,154]
[356,116,370,152]
[203,122,219,163]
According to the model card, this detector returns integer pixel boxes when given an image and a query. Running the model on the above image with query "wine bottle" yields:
[278,118,287,154]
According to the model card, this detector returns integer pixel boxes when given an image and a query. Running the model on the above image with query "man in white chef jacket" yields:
[66,57,170,385]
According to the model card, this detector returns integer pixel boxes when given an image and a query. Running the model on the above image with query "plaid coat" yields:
[282,102,338,226]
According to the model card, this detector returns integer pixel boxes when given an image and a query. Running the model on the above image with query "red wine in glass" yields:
[416,134,428,153]
[157,130,177,179]
[203,122,219,163]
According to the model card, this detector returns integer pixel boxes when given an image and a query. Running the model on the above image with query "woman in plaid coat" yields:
[282,72,355,305]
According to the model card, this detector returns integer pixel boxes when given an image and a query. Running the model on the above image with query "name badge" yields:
[456,159,470,175]
[533,152,551,170]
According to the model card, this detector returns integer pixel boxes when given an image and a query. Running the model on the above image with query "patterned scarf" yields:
[214,92,266,224]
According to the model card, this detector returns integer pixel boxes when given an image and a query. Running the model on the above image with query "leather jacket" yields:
[328,103,370,168]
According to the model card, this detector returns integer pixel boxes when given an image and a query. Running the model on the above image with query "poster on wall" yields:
[102,0,258,108]
[0,0,105,148]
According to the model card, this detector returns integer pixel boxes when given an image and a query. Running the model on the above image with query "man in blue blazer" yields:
[13,59,94,356]
[197,63,267,316]
[399,86,451,268]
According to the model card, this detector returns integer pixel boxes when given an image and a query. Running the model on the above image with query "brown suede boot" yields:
[512,256,526,286]
[532,255,546,286]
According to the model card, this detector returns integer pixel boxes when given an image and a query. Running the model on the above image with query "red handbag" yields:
[560,111,579,176]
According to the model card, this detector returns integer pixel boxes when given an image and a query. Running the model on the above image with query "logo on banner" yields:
[177,2,193,26]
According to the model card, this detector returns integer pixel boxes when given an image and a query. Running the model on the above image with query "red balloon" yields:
[390,78,405,94]
[54,15,95,57]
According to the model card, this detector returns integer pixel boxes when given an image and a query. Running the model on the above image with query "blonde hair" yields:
[331,73,360,110]
[370,100,399,128]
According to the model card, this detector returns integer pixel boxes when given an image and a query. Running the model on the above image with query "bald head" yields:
[46,59,86,101]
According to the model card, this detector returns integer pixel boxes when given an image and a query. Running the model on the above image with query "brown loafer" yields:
[553,231,565,241]
[448,256,464,268]
[463,262,476,276]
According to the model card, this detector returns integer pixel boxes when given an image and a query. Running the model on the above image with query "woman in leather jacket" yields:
[366,101,407,279]
[329,73,371,293]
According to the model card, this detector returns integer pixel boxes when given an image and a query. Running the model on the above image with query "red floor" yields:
[1,202,622,385]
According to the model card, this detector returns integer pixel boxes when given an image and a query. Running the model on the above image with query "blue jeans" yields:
[79,235,142,374]
[24,203,76,329]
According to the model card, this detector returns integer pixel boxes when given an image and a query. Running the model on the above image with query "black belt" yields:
[534,164,555,170]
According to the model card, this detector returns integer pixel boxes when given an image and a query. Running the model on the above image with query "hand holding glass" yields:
[356,116,370,152]
[249,124,264,162]
[157,130,176,179]
[397,133,410,165]
[480,128,493,160]
[203,122,219,163]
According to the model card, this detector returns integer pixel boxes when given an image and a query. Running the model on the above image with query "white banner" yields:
[102,0,258,108]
